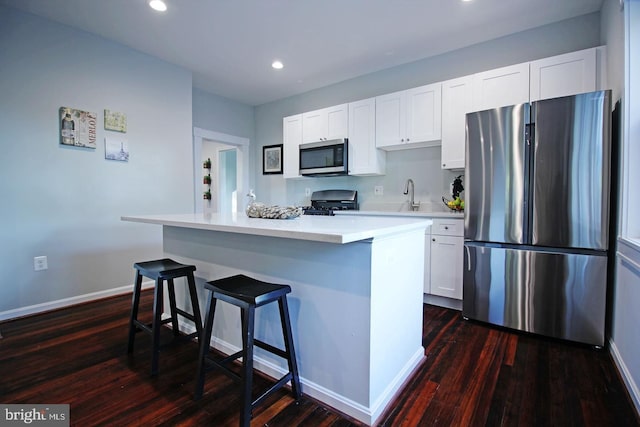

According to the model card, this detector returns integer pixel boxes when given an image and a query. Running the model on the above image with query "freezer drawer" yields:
[463,244,607,346]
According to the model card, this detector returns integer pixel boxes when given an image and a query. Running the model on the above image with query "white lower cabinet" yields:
[428,218,463,300]
[423,225,432,294]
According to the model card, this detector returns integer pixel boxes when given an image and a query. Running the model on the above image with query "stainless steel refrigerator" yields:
[463,90,612,347]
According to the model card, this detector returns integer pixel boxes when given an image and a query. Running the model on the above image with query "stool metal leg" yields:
[127,271,144,353]
[151,278,164,376]
[279,296,302,400]
[241,304,256,427]
[167,278,180,337]
[195,294,217,400]
[187,273,203,341]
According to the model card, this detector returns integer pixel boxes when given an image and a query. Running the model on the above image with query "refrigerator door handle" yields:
[525,123,534,146]
[465,244,471,271]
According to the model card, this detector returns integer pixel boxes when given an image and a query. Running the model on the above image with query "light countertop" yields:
[121,213,430,244]
[336,210,464,219]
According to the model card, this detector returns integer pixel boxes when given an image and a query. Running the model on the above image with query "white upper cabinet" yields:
[348,98,385,175]
[406,83,442,144]
[283,114,303,179]
[302,104,348,143]
[374,90,403,148]
[441,75,473,170]
[472,62,530,111]
[376,83,442,150]
[284,48,606,176]
[529,47,597,101]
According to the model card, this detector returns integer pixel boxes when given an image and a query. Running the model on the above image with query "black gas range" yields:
[302,190,359,216]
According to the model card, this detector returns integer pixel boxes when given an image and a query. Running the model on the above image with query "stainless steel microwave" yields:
[299,138,349,176]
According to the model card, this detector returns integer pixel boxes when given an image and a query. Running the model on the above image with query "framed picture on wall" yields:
[263,144,283,175]
[59,107,97,148]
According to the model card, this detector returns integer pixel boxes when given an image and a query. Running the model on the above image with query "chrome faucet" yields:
[403,178,420,211]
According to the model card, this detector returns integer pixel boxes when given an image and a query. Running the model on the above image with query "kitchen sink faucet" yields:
[403,178,420,211]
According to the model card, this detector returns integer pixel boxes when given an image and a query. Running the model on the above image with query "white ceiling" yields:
[1,0,604,106]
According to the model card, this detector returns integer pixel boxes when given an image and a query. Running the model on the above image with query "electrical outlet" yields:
[374,185,384,196]
[305,188,311,196]
[34,256,48,271]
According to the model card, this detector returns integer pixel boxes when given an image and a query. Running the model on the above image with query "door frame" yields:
[193,127,250,214]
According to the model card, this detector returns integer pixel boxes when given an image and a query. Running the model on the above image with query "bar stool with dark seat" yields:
[127,258,203,376]
[194,274,301,427]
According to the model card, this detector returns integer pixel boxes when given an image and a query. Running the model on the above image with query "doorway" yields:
[192,127,250,215]
[218,148,237,214]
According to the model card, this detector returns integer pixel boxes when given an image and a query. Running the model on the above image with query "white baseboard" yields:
[423,293,462,311]
[0,281,155,322]
[179,321,425,426]
[609,339,640,417]
[369,347,425,423]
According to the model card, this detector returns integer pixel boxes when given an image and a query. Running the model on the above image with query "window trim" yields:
[620,1,640,248]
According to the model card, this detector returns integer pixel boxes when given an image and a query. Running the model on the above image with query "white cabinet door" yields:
[530,47,597,101]
[283,114,302,179]
[430,235,463,300]
[441,76,473,170]
[348,98,385,175]
[302,104,348,143]
[302,109,324,143]
[375,90,404,148]
[406,83,442,144]
[472,62,530,111]
[429,218,463,300]
[375,84,442,150]
[325,104,349,140]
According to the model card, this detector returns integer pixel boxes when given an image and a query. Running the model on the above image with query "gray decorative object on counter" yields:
[245,190,302,219]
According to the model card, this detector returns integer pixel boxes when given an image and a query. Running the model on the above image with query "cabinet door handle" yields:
[407,138,410,142]
[432,238,436,242]
[444,226,449,230]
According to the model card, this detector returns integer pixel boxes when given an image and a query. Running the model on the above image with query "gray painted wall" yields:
[253,12,602,208]
[0,6,194,316]
[192,88,255,142]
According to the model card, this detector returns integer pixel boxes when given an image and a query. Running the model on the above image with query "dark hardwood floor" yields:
[0,290,638,426]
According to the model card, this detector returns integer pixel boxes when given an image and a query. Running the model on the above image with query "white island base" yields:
[122,214,427,425]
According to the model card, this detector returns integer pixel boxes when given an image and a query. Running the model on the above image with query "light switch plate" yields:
[34,256,48,271]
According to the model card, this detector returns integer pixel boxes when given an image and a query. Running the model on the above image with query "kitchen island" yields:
[121,213,429,425]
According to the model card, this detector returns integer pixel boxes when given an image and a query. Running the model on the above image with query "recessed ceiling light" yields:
[149,0,167,12]
[272,60,284,70]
